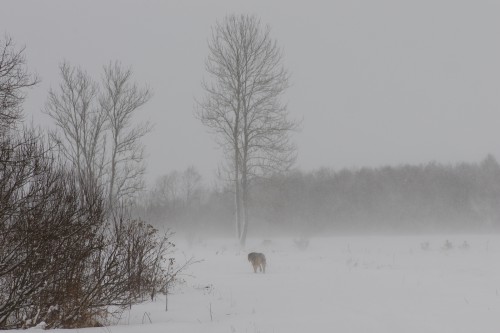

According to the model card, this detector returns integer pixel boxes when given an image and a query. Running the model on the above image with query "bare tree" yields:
[197,14,299,246]
[153,171,182,210]
[0,35,39,132]
[45,63,107,194]
[100,62,152,210]
[181,166,203,209]
[45,61,151,211]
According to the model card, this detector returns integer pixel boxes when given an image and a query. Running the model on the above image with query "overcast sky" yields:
[2,0,500,184]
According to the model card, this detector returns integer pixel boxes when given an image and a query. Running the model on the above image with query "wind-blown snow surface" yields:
[22,235,500,332]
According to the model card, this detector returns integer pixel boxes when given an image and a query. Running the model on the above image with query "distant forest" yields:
[135,155,500,237]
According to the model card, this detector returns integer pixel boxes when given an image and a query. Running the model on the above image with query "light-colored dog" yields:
[248,252,266,273]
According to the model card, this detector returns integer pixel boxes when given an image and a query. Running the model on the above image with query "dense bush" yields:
[0,131,174,328]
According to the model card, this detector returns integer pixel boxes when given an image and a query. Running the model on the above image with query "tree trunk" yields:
[235,186,242,239]
[240,171,249,248]
[234,130,242,240]
[108,135,118,212]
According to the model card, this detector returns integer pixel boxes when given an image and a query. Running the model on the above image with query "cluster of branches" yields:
[0,35,38,132]
[45,61,151,212]
[0,36,176,329]
[197,14,299,246]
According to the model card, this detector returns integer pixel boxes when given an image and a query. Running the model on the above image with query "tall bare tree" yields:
[45,61,151,211]
[100,62,152,210]
[197,14,299,246]
[45,63,107,194]
[0,35,39,132]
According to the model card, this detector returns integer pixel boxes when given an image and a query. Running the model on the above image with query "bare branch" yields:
[0,35,39,132]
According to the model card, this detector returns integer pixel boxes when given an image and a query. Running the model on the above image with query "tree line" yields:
[138,156,500,237]
[252,156,500,234]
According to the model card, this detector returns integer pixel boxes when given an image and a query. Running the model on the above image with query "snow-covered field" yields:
[22,235,500,332]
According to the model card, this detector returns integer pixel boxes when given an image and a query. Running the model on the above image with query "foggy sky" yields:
[2,0,500,184]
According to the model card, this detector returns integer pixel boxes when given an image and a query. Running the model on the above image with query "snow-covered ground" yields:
[23,234,500,332]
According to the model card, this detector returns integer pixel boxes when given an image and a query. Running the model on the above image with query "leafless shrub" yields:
[293,237,310,251]
[459,240,470,250]
[118,219,175,303]
[442,239,453,251]
[0,130,105,329]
